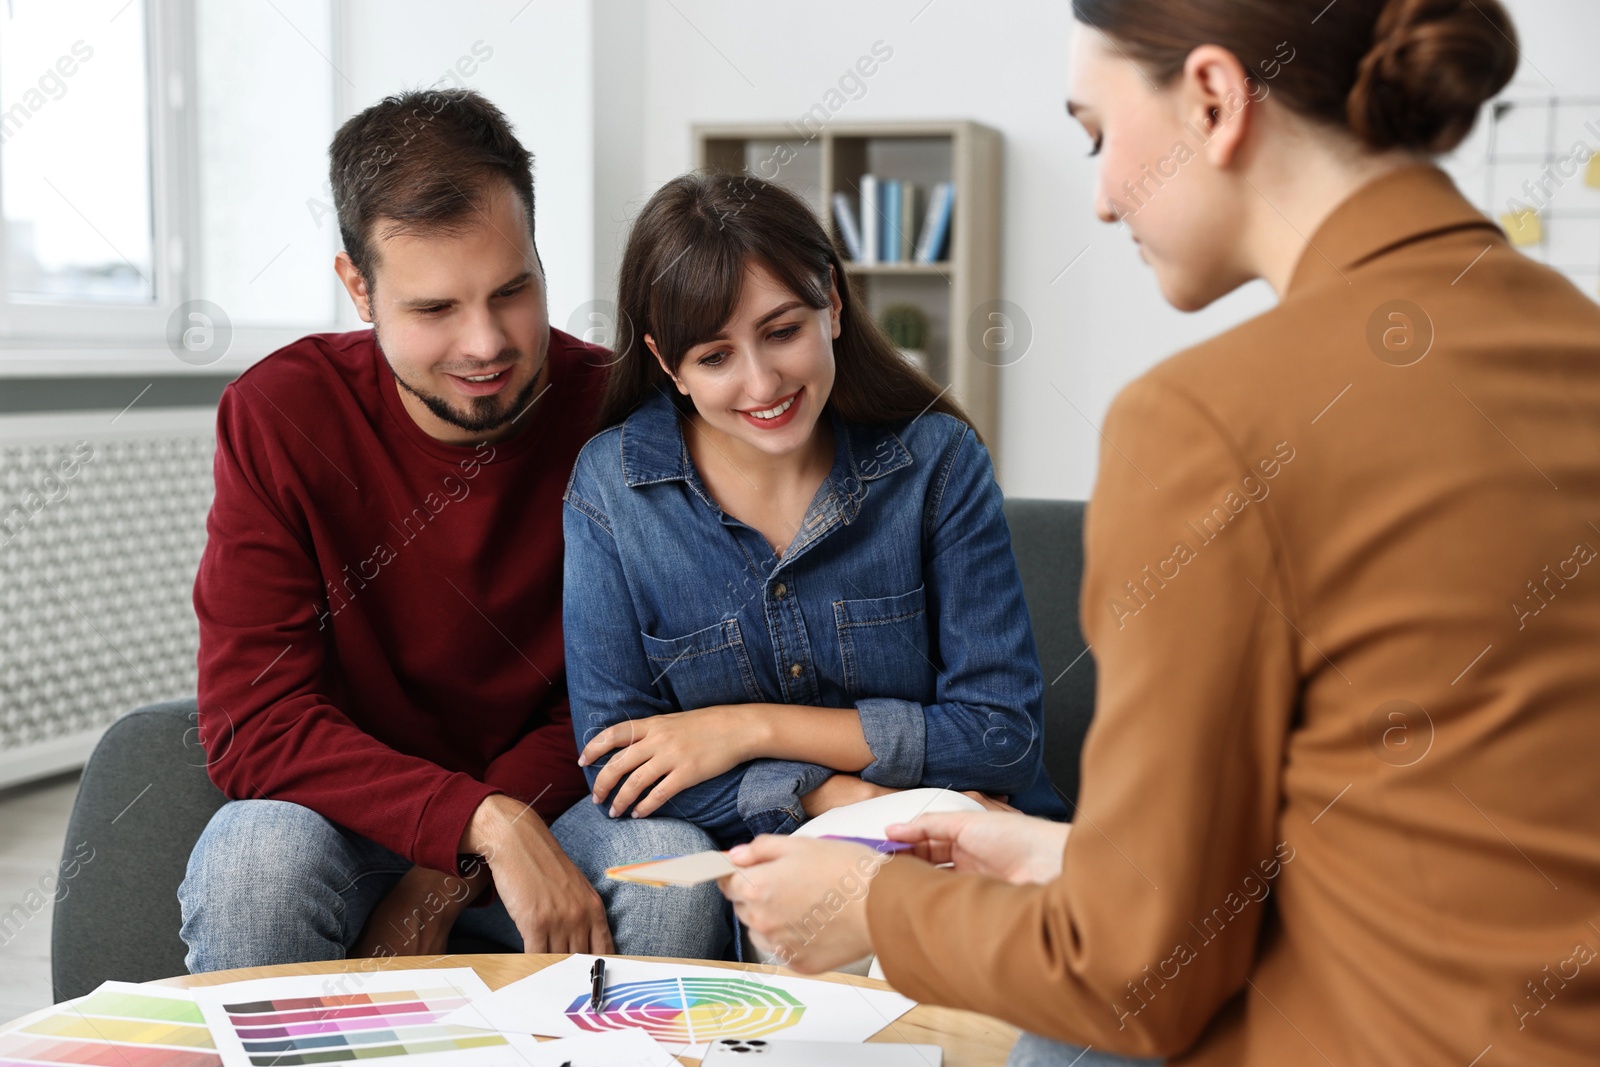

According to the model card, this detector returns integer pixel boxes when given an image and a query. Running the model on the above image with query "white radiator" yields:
[0,407,215,789]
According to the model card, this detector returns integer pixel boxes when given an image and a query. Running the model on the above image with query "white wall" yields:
[613,0,1273,497]
[598,0,1600,499]
[341,0,1600,498]
[340,0,595,334]
[591,0,648,335]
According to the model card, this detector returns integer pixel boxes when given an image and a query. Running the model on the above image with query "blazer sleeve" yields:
[866,375,1301,1058]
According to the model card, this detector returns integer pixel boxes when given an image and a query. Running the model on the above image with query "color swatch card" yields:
[605,851,738,886]
[0,980,219,1067]
[441,955,916,1060]
[608,839,912,888]
[191,968,540,1067]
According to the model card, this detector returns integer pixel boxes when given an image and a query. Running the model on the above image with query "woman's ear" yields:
[1181,44,1254,170]
[644,333,690,396]
[827,266,844,341]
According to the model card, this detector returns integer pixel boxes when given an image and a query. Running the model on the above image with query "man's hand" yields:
[719,835,889,973]
[461,794,615,954]
[579,707,762,818]
[886,811,1071,885]
[352,862,486,958]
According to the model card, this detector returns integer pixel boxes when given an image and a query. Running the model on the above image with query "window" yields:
[0,0,341,368]
[194,0,341,328]
[1,1,154,304]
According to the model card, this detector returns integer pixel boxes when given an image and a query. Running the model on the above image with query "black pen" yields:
[589,957,607,1013]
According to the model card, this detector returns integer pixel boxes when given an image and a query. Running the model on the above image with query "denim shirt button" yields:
[773,582,788,599]
[788,662,803,678]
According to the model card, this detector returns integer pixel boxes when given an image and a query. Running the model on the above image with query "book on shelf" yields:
[859,174,879,264]
[914,181,955,263]
[882,179,902,264]
[899,181,921,262]
[845,175,955,266]
[832,192,863,261]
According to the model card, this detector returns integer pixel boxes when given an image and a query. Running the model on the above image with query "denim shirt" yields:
[562,389,1067,846]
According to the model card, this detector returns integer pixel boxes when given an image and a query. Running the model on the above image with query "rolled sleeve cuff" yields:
[414,771,500,875]
[855,697,926,788]
[737,759,834,838]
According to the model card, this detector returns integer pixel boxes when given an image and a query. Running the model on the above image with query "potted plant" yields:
[879,303,930,373]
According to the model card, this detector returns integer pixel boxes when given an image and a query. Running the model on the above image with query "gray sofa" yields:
[50,498,1095,1001]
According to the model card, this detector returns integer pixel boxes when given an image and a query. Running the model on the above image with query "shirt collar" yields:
[619,387,913,495]
[1286,164,1505,295]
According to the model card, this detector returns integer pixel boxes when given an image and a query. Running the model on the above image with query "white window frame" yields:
[0,0,345,377]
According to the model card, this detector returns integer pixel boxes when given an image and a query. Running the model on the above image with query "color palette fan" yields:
[565,977,805,1045]
[0,982,221,1067]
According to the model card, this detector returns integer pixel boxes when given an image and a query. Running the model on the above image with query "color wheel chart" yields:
[216,987,503,1066]
[0,984,221,1067]
[565,977,805,1045]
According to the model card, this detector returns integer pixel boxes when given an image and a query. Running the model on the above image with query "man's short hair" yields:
[329,89,536,285]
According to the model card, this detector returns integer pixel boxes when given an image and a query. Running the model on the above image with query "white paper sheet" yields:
[791,787,983,840]
[525,1029,677,1066]
[440,955,917,1061]
[191,967,543,1067]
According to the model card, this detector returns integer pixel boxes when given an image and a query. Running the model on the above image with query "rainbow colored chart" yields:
[565,977,805,1045]
[216,987,506,1066]
[0,984,221,1067]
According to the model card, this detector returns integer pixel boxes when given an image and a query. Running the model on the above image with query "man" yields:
[179,90,729,968]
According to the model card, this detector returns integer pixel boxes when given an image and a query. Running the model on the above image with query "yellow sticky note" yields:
[1500,209,1543,247]
[1586,153,1600,190]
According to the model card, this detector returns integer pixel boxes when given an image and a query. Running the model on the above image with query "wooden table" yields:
[151,954,1019,1066]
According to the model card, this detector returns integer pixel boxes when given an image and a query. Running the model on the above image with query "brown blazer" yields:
[868,165,1600,1065]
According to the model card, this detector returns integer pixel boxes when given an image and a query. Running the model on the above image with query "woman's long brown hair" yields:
[597,172,975,437]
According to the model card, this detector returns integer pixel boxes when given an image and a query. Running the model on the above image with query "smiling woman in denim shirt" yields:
[562,173,1067,849]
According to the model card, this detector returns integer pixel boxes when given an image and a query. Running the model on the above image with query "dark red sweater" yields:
[194,328,607,874]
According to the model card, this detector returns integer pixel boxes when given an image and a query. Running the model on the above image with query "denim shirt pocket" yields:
[833,584,935,699]
[640,617,765,709]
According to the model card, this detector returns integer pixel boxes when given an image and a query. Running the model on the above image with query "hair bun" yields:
[1348,0,1519,153]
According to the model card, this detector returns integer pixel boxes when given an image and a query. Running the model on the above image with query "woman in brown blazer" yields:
[720,0,1600,1064]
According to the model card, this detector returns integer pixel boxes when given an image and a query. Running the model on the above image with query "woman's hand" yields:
[886,811,1071,885]
[800,774,898,817]
[965,792,1020,813]
[580,707,762,818]
[802,777,1016,819]
[719,835,887,973]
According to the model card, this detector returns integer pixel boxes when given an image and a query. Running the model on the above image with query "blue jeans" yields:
[1007,1035,1162,1066]
[178,796,732,973]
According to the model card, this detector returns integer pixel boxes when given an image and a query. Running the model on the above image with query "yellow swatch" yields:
[1500,209,1543,247]
[1586,153,1600,190]
[22,1015,216,1048]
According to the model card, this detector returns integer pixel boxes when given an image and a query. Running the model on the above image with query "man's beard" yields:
[378,330,545,434]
